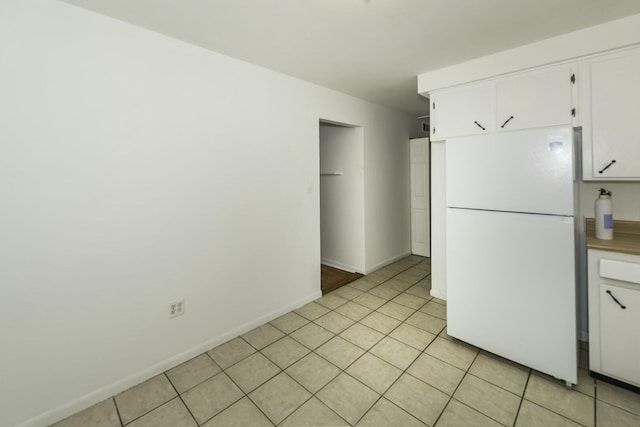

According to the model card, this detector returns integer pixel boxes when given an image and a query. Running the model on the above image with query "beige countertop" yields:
[585,218,640,256]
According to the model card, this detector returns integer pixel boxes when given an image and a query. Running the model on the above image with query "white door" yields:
[410,138,430,257]
[447,207,577,384]
[446,126,574,216]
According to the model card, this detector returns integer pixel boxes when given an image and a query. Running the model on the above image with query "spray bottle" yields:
[595,188,613,240]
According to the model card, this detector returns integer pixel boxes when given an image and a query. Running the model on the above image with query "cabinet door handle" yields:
[500,116,514,128]
[598,160,617,174]
[474,121,486,131]
[606,290,626,309]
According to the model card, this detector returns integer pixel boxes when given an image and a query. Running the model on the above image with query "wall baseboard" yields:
[320,257,362,274]
[430,288,447,301]
[17,290,322,427]
[364,251,412,275]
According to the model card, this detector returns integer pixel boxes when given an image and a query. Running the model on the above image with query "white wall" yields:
[0,1,412,426]
[363,116,412,271]
[579,182,640,221]
[320,124,365,272]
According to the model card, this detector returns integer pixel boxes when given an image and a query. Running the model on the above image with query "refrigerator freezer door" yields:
[446,208,577,384]
[446,126,574,216]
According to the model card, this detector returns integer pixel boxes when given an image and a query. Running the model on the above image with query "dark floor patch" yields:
[321,264,363,295]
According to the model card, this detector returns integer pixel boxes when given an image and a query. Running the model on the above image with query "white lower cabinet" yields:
[599,283,640,383]
[588,249,640,388]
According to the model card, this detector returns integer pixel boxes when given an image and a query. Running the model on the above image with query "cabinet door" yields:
[583,48,640,179]
[496,65,574,132]
[600,283,640,385]
[430,83,493,140]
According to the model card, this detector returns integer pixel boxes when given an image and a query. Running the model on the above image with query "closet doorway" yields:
[319,120,365,294]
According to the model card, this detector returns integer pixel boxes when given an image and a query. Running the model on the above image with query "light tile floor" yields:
[53,256,640,427]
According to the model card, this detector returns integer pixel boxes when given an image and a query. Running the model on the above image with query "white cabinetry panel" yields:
[600,283,640,385]
[430,64,574,141]
[588,249,640,388]
[582,47,640,179]
[430,84,493,140]
[496,66,573,132]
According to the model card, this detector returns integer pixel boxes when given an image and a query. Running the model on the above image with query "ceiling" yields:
[61,0,640,116]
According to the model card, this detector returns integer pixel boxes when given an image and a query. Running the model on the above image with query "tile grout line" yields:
[112,396,125,427]
[250,326,345,425]
[315,267,436,425]
[164,372,202,427]
[195,335,282,426]
[594,379,598,426]
[526,373,602,424]
[511,368,533,427]
[349,326,436,426]
[589,379,640,420]
[243,377,289,426]
[116,374,182,426]
[235,296,372,426]
[273,263,431,425]
[342,298,427,425]
[274,378,348,426]
[430,348,482,427]
[520,398,588,427]
[452,344,595,425]
[302,300,419,423]
[430,329,595,426]
[209,359,276,426]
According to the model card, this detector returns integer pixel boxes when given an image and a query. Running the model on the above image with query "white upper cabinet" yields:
[496,65,574,132]
[582,46,640,180]
[430,84,494,140]
[430,64,575,141]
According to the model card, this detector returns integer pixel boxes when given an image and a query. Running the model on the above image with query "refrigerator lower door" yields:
[446,208,577,384]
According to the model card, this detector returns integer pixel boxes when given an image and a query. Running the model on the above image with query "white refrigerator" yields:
[446,126,578,385]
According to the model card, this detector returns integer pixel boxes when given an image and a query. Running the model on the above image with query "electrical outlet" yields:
[169,298,185,319]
